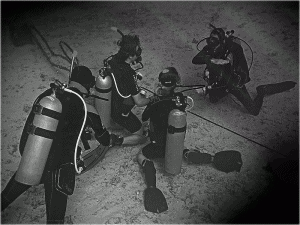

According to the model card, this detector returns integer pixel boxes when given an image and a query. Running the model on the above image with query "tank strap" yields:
[167,125,186,134]
[33,104,61,120]
[27,123,56,139]
[95,86,112,93]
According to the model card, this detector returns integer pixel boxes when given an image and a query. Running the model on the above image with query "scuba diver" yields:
[192,25,297,116]
[1,65,122,224]
[136,67,244,213]
[140,67,182,159]
[137,67,182,214]
[103,30,158,146]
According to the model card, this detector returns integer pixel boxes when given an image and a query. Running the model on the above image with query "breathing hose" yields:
[63,88,87,174]
[109,71,139,98]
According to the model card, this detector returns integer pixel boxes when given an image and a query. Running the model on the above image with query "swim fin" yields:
[256,81,297,96]
[143,160,168,213]
[78,144,110,175]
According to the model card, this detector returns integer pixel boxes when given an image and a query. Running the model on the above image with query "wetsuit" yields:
[192,40,264,116]
[108,55,142,133]
[141,91,177,159]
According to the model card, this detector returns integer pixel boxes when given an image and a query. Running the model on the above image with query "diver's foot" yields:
[256,81,297,96]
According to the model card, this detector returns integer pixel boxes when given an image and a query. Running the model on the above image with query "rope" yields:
[187,110,289,158]
[59,41,79,66]
[177,84,206,88]
[29,24,76,72]
[141,87,156,95]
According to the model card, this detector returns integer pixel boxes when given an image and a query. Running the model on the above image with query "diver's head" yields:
[117,34,142,64]
[156,67,181,96]
[207,28,226,51]
[70,65,95,92]
[159,67,181,87]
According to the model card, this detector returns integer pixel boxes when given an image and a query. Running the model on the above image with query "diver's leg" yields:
[122,128,147,145]
[86,112,123,147]
[256,81,297,96]
[230,86,264,116]
[112,112,147,146]
[1,173,31,211]
[44,170,69,224]
[136,148,168,213]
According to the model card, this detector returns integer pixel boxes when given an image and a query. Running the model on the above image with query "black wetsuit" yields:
[192,40,264,116]
[141,91,176,159]
[1,86,110,224]
[108,55,142,133]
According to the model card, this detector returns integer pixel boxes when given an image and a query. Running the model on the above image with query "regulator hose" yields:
[110,72,132,98]
[63,88,87,174]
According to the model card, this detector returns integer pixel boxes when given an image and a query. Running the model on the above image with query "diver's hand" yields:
[135,72,143,80]
[148,95,160,105]
[210,58,230,65]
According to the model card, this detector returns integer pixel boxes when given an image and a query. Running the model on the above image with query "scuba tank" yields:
[164,94,188,175]
[95,60,113,128]
[15,89,62,185]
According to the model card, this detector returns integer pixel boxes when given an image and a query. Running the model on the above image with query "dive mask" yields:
[206,36,220,48]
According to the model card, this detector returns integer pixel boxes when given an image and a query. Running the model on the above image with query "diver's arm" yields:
[192,46,212,65]
[86,112,110,146]
[142,104,154,122]
[132,93,151,107]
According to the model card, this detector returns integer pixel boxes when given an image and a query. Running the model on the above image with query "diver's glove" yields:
[148,95,160,105]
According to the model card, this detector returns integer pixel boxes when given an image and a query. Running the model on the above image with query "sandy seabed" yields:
[1,1,299,224]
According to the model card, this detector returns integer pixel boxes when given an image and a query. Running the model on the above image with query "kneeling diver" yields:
[1,65,122,224]
[137,67,182,213]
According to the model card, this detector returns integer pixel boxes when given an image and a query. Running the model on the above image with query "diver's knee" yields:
[137,150,147,165]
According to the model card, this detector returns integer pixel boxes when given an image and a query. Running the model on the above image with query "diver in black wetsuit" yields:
[136,67,181,214]
[1,66,122,224]
[192,27,296,116]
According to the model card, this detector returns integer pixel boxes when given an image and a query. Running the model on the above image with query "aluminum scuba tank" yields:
[95,69,112,128]
[15,92,62,185]
[164,108,187,175]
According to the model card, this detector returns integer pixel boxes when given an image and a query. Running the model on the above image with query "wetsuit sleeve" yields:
[128,73,140,96]
[192,45,212,65]
[142,98,167,122]
[85,112,110,146]
[142,104,155,122]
